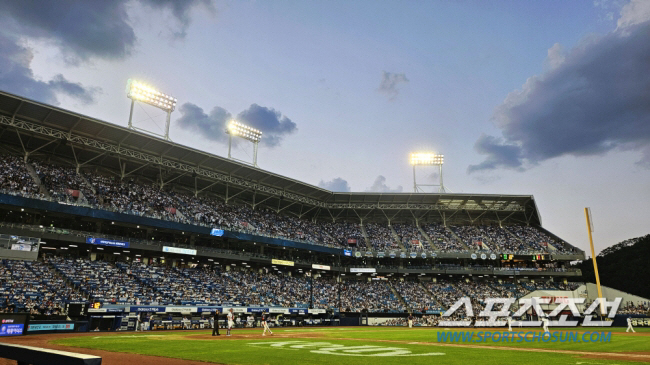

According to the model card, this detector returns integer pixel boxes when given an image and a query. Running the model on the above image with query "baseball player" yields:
[408,313,414,328]
[541,315,550,333]
[212,309,220,336]
[135,313,141,332]
[261,311,273,336]
[507,316,513,332]
[626,317,636,333]
[227,308,234,336]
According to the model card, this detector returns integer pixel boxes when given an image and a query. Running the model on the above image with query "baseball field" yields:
[2,326,649,365]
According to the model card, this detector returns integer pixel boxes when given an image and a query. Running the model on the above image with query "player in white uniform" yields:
[541,316,550,333]
[227,309,235,336]
[626,317,636,333]
[507,316,513,332]
[261,312,273,336]
[135,313,141,332]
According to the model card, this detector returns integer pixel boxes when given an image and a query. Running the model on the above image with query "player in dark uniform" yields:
[212,309,220,336]
[408,313,414,328]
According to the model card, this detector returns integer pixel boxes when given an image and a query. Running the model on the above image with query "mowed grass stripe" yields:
[51,327,650,365]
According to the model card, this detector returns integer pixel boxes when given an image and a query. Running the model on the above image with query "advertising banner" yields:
[162,246,197,255]
[86,237,129,248]
[129,306,166,313]
[272,259,294,266]
[312,264,331,270]
[27,323,75,332]
[210,229,225,237]
[350,268,376,273]
[0,323,24,336]
[166,307,197,313]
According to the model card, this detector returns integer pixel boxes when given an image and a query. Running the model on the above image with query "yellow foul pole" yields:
[584,207,604,315]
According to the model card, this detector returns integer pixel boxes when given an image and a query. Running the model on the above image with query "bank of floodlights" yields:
[410,152,447,193]
[226,120,262,167]
[126,79,177,141]
[410,153,444,166]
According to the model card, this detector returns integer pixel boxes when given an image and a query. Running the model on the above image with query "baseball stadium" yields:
[0,88,648,365]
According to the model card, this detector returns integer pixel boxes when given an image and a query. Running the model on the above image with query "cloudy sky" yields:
[1,0,649,255]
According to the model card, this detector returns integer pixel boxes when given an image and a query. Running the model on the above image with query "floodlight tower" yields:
[410,152,446,193]
[226,120,262,167]
[126,79,177,141]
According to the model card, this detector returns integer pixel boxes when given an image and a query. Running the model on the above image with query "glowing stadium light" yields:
[410,152,448,193]
[226,120,262,143]
[225,120,262,167]
[125,79,177,141]
[410,152,444,166]
[127,80,177,112]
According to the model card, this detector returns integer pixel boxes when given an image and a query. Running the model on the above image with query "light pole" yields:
[225,120,262,167]
[410,152,446,193]
[126,79,177,141]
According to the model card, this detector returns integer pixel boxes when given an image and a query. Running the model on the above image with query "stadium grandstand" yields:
[0,90,594,329]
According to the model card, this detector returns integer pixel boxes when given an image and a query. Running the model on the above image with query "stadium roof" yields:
[0,90,542,225]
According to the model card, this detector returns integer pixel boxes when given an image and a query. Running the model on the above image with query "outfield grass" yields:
[53,327,650,365]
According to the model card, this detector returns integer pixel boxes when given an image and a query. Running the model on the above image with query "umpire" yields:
[212,309,221,336]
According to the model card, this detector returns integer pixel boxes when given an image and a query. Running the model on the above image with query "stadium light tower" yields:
[410,152,447,193]
[126,79,177,141]
[226,120,262,167]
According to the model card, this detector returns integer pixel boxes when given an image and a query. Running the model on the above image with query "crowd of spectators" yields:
[0,254,599,316]
[0,154,578,254]
[393,223,427,250]
[618,302,650,315]
[32,161,97,205]
[0,258,80,315]
[392,280,440,312]
[507,226,574,254]
[483,225,527,253]
[340,279,404,312]
[364,223,399,251]
[0,154,41,198]
[423,224,467,252]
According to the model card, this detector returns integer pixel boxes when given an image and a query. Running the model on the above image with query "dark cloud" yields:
[140,0,215,38]
[468,135,524,173]
[0,0,135,61]
[0,0,210,62]
[48,75,100,104]
[365,175,403,193]
[236,104,297,147]
[469,19,650,173]
[378,71,409,100]
[0,34,99,105]
[176,103,297,147]
[176,103,232,144]
[318,178,351,192]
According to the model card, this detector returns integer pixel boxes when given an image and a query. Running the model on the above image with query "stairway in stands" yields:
[389,225,406,250]
[23,161,51,198]
[419,280,444,311]
[360,224,370,248]
[417,225,436,250]
[387,280,409,311]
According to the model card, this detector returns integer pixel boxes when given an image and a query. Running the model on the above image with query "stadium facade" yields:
[0,90,589,327]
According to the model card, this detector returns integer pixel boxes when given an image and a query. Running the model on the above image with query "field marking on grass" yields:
[92,335,166,339]
[247,340,446,357]
[328,337,650,361]
[282,328,355,332]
